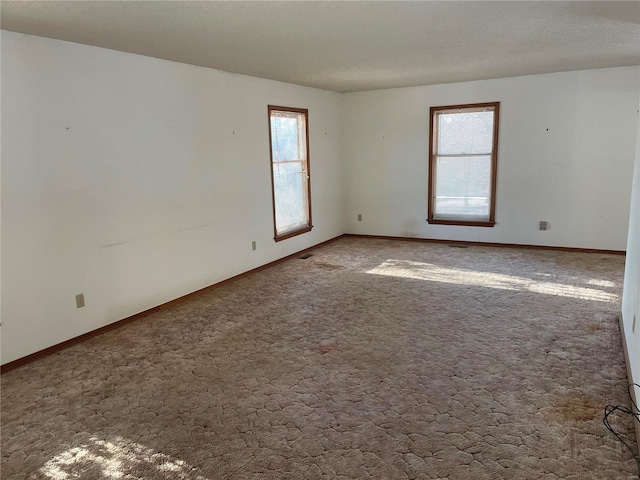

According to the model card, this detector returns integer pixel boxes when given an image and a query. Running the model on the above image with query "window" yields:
[268,106,312,241]
[428,102,500,226]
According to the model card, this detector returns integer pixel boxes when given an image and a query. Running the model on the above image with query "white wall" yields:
[1,31,343,364]
[621,95,640,451]
[342,67,639,250]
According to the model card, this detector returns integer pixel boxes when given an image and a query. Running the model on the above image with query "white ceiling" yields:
[1,1,639,93]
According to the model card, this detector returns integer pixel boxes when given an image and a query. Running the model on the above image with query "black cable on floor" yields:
[603,383,640,478]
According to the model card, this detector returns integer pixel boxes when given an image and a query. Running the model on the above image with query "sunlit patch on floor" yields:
[367,260,619,303]
[32,436,208,480]
[586,279,616,288]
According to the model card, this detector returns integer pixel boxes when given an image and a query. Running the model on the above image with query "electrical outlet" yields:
[251,240,256,251]
[75,293,85,309]
[539,221,549,231]
[357,214,362,222]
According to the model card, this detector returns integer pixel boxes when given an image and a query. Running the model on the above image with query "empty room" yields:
[2,1,640,479]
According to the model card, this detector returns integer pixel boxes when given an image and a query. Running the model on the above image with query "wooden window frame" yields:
[268,105,313,242]
[428,102,500,227]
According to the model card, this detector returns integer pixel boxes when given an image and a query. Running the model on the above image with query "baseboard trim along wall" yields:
[342,234,627,256]
[1,233,626,373]
[0,235,343,374]
[618,313,640,457]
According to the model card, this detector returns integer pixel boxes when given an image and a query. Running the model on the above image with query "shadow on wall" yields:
[367,259,619,303]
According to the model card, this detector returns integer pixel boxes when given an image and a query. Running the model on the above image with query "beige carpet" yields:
[2,237,638,479]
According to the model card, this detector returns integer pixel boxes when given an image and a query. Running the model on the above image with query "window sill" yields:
[427,219,495,227]
[274,225,313,242]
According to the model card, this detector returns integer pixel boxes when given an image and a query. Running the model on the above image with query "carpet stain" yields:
[546,396,602,423]
[587,323,602,332]
[318,343,336,354]
[310,262,343,270]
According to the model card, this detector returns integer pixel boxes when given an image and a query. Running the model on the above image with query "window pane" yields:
[273,161,308,233]
[271,116,301,161]
[437,110,494,155]
[434,155,491,219]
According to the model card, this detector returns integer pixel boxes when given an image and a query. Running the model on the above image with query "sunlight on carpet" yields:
[34,436,208,480]
[367,259,619,303]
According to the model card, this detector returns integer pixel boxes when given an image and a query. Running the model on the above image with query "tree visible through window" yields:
[268,106,312,241]
[428,102,500,226]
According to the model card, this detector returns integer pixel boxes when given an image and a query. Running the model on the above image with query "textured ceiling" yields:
[1,1,639,93]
